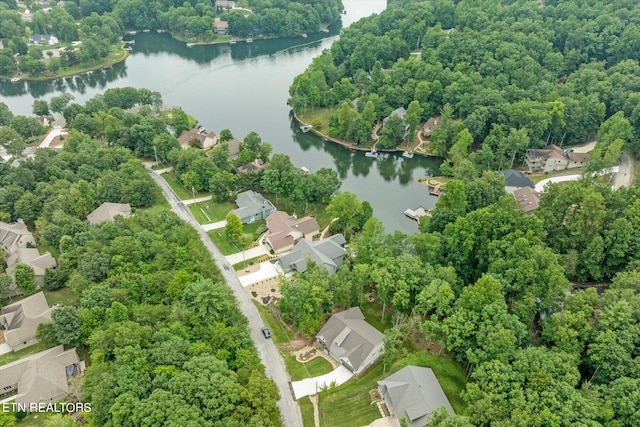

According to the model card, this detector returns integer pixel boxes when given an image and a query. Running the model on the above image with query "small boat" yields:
[142,29,150,33]
[124,39,135,44]
[10,77,21,83]
[128,31,137,35]
[246,38,253,43]
[229,39,236,44]
[402,150,414,159]
[365,149,378,158]
[322,28,329,33]
[186,43,193,47]
[302,33,308,38]
[300,124,312,133]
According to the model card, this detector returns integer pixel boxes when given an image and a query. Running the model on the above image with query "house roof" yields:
[512,186,541,214]
[233,191,275,220]
[178,129,217,148]
[87,202,132,225]
[499,169,534,189]
[0,345,80,405]
[378,366,454,427]
[6,248,57,277]
[424,115,442,130]
[227,139,241,157]
[265,211,320,251]
[316,307,383,374]
[213,20,229,30]
[30,34,57,43]
[0,219,36,253]
[526,144,567,160]
[237,159,266,173]
[388,107,406,120]
[278,234,345,274]
[0,292,52,349]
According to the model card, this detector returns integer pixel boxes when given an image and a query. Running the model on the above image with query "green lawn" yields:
[0,341,56,366]
[300,396,316,427]
[253,302,295,348]
[285,355,334,381]
[161,172,209,200]
[262,193,332,231]
[189,201,234,224]
[360,302,392,333]
[317,350,467,426]
[206,220,265,255]
[298,108,333,134]
[232,255,262,270]
[43,287,76,306]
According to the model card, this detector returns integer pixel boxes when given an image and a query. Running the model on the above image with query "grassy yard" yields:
[189,201,234,224]
[360,302,392,333]
[317,350,467,426]
[232,255,262,270]
[43,287,76,306]
[0,342,56,366]
[298,108,333,134]
[285,355,334,381]
[299,397,316,427]
[253,302,297,349]
[206,220,266,255]
[161,171,209,200]
[262,193,333,231]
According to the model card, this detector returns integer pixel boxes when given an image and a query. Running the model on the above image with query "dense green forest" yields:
[289,0,640,167]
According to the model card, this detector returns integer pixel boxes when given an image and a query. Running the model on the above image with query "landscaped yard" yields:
[285,355,334,381]
[189,201,234,224]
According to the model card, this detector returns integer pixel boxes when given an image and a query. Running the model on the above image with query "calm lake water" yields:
[0,0,441,234]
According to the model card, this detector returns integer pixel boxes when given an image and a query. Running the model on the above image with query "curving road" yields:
[146,166,302,427]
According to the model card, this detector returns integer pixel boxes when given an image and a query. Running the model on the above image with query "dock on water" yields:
[404,206,431,221]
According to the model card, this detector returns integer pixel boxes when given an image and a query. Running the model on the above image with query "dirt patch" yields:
[369,389,382,402]
[283,338,312,352]
[245,277,281,303]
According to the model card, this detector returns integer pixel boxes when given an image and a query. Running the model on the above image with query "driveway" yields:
[226,244,270,265]
[202,220,226,231]
[39,128,67,148]
[535,166,620,192]
[0,343,11,355]
[291,365,354,400]
[613,152,634,190]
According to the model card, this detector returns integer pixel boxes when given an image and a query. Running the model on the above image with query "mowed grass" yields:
[285,355,334,381]
[161,172,208,200]
[189,201,234,224]
[0,341,56,366]
[206,220,265,255]
[299,397,316,427]
[298,108,333,134]
[43,287,76,306]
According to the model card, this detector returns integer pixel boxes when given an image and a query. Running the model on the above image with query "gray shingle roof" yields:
[316,307,383,374]
[0,292,52,350]
[87,202,132,225]
[277,234,345,275]
[378,366,454,427]
[499,169,534,188]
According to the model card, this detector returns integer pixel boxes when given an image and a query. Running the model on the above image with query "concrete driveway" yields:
[535,166,620,192]
[292,365,354,400]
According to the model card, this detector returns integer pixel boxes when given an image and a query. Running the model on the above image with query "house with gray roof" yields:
[28,34,59,45]
[232,191,276,224]
[383,107,407,126]
[0,220,36,254]
[525,144,588,174]
[87,202,132,225]
[6,248,57,296]
[316,307,383,377]
[0,345,84,407]
[278,234,345,275]
[0,292,52,352]
[378,365,455,427]
[499,169,535,194]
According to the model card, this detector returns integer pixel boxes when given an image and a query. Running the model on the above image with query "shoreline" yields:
[292,111,441,158]
[3,46,130,83]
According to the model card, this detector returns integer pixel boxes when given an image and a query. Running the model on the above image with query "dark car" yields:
[261,327,271,338]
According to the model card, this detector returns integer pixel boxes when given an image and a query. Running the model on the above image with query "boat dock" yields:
[404,206,431,221]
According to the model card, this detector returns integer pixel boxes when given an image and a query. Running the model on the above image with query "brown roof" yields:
[213,20,229,30]
[526,144,567,160]
[227,139,241,156]
[567,151,589,162]
[237,159,266,173]
[424,115,442,130]
[512,186,541,214]
[0,219,36,253]
[178,129,218,148]
[266,211,320,251]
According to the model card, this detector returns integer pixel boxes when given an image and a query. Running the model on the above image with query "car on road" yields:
[261,327,271,338]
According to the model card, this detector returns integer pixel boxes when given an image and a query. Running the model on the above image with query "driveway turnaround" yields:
[291,365,354,400]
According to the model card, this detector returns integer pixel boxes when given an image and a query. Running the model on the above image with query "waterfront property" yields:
[232,191,276,224]
[265,211,320,254]
[378,365,455,427]
[0,292,52,352]
[316,307,383,377]
[178,127,218,149]
[28,34,59,46]
[237,158,267,173]
[213,18,230,35]
[525,144,588,174]
[404,206,430,221]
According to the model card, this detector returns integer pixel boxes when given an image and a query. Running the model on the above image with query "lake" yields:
[0,0,441,234]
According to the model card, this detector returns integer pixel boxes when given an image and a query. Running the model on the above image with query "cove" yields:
[0,0,441,234]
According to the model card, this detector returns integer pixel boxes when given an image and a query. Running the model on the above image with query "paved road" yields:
[145,166,302,427]
[535,166,620,192]
[613,152,634,190]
